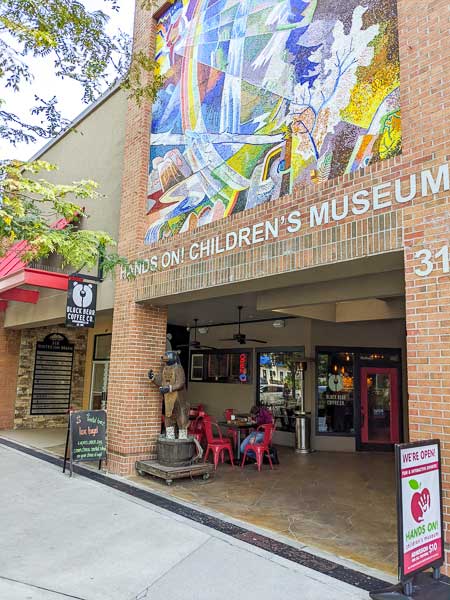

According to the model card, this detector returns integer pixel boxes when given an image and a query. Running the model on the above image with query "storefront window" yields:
[93,334,112,360]
[90,334,112,409]
[189,350,251,384]
[317,351,355,435]
[258,350,305,433]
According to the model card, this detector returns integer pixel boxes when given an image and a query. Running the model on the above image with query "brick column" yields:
[107,300,167,475]
[107,2,167,475]
[401,0,450,574]
[404,197,450,573]
[0,313,21,430]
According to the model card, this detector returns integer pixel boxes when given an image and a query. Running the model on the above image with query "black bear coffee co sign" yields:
[396,440,444,582]
[66,279,97,328]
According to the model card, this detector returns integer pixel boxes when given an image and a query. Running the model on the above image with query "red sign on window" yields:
[239,353,247,383]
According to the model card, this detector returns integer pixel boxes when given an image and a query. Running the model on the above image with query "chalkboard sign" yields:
[31,334,74,415]
[64,410,107,475]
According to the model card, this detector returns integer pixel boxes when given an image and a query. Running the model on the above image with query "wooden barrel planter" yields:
[156,437,196,467]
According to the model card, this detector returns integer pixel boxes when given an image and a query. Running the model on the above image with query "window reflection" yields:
[317,351,355,434]
[258,351,304,432]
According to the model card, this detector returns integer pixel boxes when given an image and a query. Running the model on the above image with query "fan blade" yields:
[176,343,190,348]
[246,339,267,343]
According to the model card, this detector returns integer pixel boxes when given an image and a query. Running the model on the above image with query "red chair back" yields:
[259,423,275,446]
[224,408,233,421]
[203,415,222,444]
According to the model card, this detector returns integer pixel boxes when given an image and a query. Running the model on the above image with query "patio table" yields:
[218,420,257,460]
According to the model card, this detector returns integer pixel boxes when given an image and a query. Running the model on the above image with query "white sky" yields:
[0,0,135,161]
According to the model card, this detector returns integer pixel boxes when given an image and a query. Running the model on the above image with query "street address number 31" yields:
[414,244,450,277]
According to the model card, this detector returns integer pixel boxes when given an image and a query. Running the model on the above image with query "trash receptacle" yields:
[295,412,311,454]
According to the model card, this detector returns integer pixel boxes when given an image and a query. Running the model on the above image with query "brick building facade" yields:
[107,0,450,571]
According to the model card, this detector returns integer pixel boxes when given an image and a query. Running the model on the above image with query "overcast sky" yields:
[0,0,135,161]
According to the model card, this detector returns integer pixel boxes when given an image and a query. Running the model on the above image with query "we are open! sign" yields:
[396,440,444,581]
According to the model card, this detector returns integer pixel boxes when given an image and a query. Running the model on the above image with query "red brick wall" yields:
[400,0,450,574]
[107,2,168,476]
[0,314,21,430]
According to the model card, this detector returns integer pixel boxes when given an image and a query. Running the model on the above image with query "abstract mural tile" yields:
[146,0,401,243]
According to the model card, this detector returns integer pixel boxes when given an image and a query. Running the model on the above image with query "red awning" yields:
[0,218,73,310]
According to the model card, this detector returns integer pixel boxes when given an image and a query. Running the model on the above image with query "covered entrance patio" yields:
[131,252,406,574]
[162,252,408,455]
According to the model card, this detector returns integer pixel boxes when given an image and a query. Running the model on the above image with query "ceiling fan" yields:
[219,306,267,345]
[177,319,216,350]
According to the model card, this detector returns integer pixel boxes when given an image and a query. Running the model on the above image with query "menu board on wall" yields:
[30,334,74,415]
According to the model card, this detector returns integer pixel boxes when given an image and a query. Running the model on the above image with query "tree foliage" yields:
[0,159,126,273]
[0,1,163,275]
[0,0,132,144]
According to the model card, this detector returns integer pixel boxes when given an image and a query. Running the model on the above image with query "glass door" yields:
[90,361,109,409]
[360,367,400,444]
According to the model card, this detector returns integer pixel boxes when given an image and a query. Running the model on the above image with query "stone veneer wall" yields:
[14,326,88,429]
[0,313,21,429]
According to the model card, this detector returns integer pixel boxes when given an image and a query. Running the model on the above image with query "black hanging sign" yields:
[63,410,107,476]
[66,279,97,328]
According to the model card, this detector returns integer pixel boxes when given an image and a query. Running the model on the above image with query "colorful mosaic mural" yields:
[146,0,401,243]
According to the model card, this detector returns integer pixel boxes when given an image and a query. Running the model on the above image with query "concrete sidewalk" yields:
[0,444,373,600]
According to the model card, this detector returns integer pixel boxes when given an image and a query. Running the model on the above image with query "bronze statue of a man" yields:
[148,351,190,439]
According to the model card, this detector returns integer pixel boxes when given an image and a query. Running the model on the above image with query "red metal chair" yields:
[203,416,234,470]
[224,409,239,449]
[241,423,275,471]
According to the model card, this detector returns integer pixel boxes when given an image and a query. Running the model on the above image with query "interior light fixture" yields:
[198,327,209,334]
[272,319,285,328]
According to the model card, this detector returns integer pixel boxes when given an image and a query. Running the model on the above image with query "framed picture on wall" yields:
[190,354,204,381]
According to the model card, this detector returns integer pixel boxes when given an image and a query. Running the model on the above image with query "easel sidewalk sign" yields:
[371,439,447,599]
[63,410,107,477]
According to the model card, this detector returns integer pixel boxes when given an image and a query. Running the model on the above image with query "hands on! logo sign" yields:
[409,479,431,524]
[397,441,443,581]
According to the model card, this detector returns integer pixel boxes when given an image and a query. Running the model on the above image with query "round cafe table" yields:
[218,420,257,460]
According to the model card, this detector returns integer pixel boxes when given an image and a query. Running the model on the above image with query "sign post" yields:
[370,439,446,600]
[63,410,107,476]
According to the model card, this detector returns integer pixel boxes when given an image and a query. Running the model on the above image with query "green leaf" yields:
[409,479,420,491]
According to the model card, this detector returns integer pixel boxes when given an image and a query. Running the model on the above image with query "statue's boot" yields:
[166,426,175,439]
[178,428,188,439]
